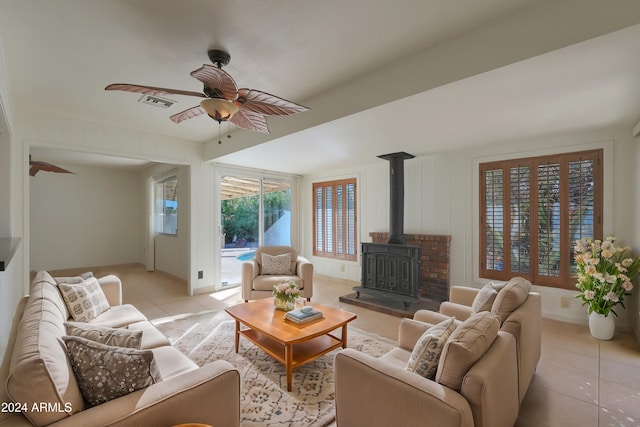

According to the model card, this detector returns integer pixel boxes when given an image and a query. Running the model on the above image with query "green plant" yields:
[574,236,640,317]
[221,189,290,245]
[221,195,259,244]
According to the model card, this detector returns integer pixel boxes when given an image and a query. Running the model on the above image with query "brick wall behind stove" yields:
[369,233,451,302]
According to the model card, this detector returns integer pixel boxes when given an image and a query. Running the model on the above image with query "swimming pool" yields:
[236,251,256,261]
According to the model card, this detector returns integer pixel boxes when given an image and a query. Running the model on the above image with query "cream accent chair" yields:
[241,246,313,302]
[414,277,541,404]
[334,313,519,427]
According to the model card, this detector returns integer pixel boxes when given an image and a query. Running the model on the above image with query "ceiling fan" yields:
[29,155,75,177]
[105,49,310,138]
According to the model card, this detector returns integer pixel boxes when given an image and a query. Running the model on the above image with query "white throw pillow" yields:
[471,283,498,313]
[58,277,110,322]
[261,253,292,275]
[405,317,457,379]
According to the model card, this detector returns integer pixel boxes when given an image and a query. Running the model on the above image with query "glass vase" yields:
[274,296,295,311]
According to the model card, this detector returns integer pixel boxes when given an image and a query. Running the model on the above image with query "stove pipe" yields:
[378,152,415,244]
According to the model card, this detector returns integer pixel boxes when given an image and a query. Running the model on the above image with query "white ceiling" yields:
[1,0,640,174]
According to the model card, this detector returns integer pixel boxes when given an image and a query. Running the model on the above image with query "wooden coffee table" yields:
[225,298,357,391]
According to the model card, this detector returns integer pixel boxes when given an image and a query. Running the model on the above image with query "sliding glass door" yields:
[219,174,292,286]
[263,178,291,246]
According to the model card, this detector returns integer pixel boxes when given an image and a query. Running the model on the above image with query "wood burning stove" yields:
[354,152,421,308]
[360,242,420,296]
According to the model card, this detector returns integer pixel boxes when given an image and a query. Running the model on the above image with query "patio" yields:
[221,247,255,287]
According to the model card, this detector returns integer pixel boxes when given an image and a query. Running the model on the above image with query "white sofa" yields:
[0,271,241,427]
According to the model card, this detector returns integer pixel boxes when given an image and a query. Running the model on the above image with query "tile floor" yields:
[52,264,640,427]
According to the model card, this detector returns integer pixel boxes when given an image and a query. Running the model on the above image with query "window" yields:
[480,149,602,288]
[154,175,178,235]
[313,178,357,261]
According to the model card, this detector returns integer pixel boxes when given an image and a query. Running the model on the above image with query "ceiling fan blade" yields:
[169,105,207,124]
[105,83,205,98]
[236,89,309,116]
[190,65,238,100]
[29,160,75,177]
[230,109,270,134]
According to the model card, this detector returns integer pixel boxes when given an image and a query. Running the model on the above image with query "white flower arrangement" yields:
[574,236,640,317]
[273,280,300,303]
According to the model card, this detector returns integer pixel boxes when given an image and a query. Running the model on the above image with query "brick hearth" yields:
[369,232,451,302]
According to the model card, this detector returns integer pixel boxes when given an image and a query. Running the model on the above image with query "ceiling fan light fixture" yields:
[200,98,239,122]
[107,49,309,133]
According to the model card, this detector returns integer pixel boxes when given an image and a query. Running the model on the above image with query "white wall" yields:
[303,154,469,284]
[0,119,9,237]
[0,39,28,380]
[142,164,190,281]
[29,163,143,271]
[0,36,12,236]
[0,243,24,364]
[7,111,640,332]
[633,133,640,341]
[16,111,216,294]
[304,127,639,330]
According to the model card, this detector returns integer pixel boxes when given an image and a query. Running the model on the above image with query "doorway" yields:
[219,174,292,286]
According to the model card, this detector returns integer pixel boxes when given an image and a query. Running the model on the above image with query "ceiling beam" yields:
[205,0,640,162]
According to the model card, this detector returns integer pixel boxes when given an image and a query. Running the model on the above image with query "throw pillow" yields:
[471,283,498,313]
[54,271,95,285]
[65,322,143,349]
[62,335,162,407]
[489,280,507,292]
[435,311,500,391]
[491,276,532,322]
[58,277,110,322]
[261,252,292,275]
[405,317,457,379]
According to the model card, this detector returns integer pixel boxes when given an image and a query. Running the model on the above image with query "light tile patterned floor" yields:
[51,264,640,426]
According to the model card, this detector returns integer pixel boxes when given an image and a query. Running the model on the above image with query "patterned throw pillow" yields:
[62,336,162,407]
[54,271,95,285]
[405,317,457,379]
[471,283,498,313]
[261,253,292,275]
[58,277,110,322]
[65,322,143,349]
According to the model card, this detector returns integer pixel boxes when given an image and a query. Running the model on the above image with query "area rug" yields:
[153,310,396,427]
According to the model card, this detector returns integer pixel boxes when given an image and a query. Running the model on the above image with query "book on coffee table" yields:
[285,307,323,324]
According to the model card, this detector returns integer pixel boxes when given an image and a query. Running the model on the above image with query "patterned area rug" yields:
[153,310,396,427]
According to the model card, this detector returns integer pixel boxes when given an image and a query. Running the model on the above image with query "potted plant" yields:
[574,236,640,339]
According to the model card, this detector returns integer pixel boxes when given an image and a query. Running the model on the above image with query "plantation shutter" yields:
[313,178,357,261]
[482,167,505,274]
[480,149,602,289]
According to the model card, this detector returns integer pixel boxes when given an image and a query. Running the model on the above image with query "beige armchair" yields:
[414,277,541,404]
[241,246,313,302]
[334,312,519,427]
